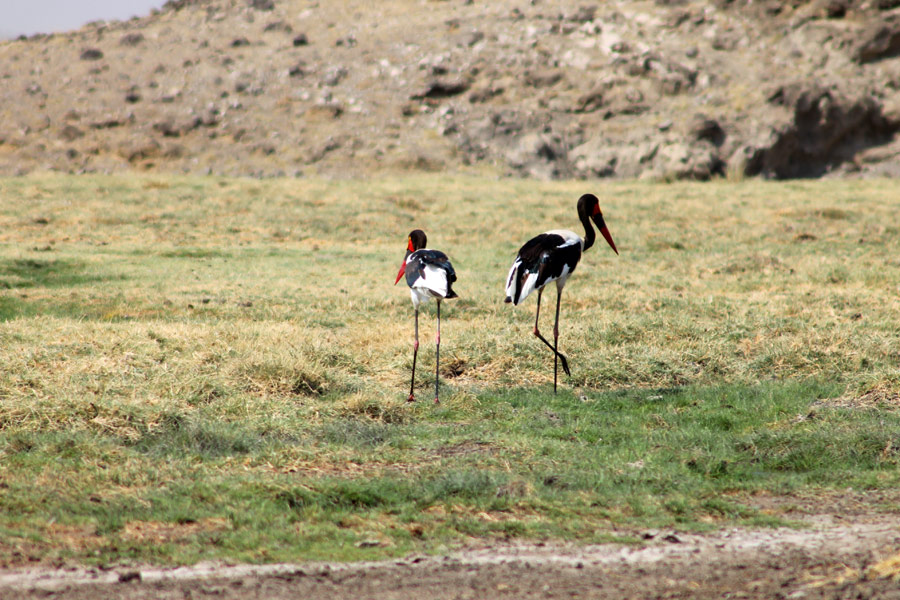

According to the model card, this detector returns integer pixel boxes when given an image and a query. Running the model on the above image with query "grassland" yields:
[0,174,898,567]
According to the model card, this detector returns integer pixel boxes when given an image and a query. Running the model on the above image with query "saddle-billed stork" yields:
[394,229,458,403]
[504,193,618,393]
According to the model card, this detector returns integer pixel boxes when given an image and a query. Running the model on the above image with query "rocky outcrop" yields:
[853,15,900,64]
[744,85,899,178]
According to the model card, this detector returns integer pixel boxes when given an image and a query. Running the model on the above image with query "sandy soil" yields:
[4,505,899,600]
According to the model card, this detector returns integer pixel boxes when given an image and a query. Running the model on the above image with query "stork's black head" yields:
[407,229,427,253]
[577,194,600,218]
[577,194,618,255]
[395,229,429,285]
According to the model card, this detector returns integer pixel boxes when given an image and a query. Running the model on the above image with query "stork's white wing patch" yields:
[412,263,449,297]
[515,271,539,305]
[545,229,582,249]
[505,258,522,299]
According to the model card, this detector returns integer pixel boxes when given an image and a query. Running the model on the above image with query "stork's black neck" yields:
[579,207,596,253]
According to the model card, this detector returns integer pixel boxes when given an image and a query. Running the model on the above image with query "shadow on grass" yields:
[130,413,268,458]
[316,419,398,449]
[0,258,112,289]
[275,469,510,511]
[0,258,129,321]
[158,248,234,259]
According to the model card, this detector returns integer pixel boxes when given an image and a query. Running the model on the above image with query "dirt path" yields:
[3,511,899,600]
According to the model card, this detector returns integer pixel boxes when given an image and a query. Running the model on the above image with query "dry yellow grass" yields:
[1,174,899,421]
[868,551,900,581]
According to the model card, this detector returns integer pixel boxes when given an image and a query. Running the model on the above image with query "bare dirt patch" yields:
[832,386,900,411]
[4,496,899,600]
[120,518,232,545]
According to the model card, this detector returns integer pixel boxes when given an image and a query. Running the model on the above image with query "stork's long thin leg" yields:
[408,308,419,402]
[434,300,441,403]
[553,287,563,394]
[532,288,571,378]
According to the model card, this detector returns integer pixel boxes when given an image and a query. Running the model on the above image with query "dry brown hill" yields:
[2,0,900,180]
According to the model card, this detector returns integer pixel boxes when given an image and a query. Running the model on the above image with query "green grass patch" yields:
[1,380,898,565]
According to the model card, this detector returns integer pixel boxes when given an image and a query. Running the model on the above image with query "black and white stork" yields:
[394,229,458,403]
[504,193,618,393]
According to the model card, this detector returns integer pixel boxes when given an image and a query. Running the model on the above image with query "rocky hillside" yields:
[3,0,900,180]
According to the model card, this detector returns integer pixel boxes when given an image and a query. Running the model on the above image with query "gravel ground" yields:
[4,501,900,600]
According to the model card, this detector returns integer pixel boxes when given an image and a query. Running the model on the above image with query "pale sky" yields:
[1,0,167,37]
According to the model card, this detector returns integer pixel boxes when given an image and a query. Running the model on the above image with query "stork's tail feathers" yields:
[505,259,538,306]
[505,260,524,306]
[444,265,458,299]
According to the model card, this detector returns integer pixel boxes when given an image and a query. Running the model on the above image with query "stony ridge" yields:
[2,0,900,180]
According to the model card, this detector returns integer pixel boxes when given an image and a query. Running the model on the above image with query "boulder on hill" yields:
[744,85,899,178]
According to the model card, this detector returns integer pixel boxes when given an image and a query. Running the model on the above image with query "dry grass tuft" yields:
[239,359,330,398]
[338,393,410,424]
[867,551,900,581]
[831,384,900,411]
[440,357,468,379]
[804,548,900,589]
